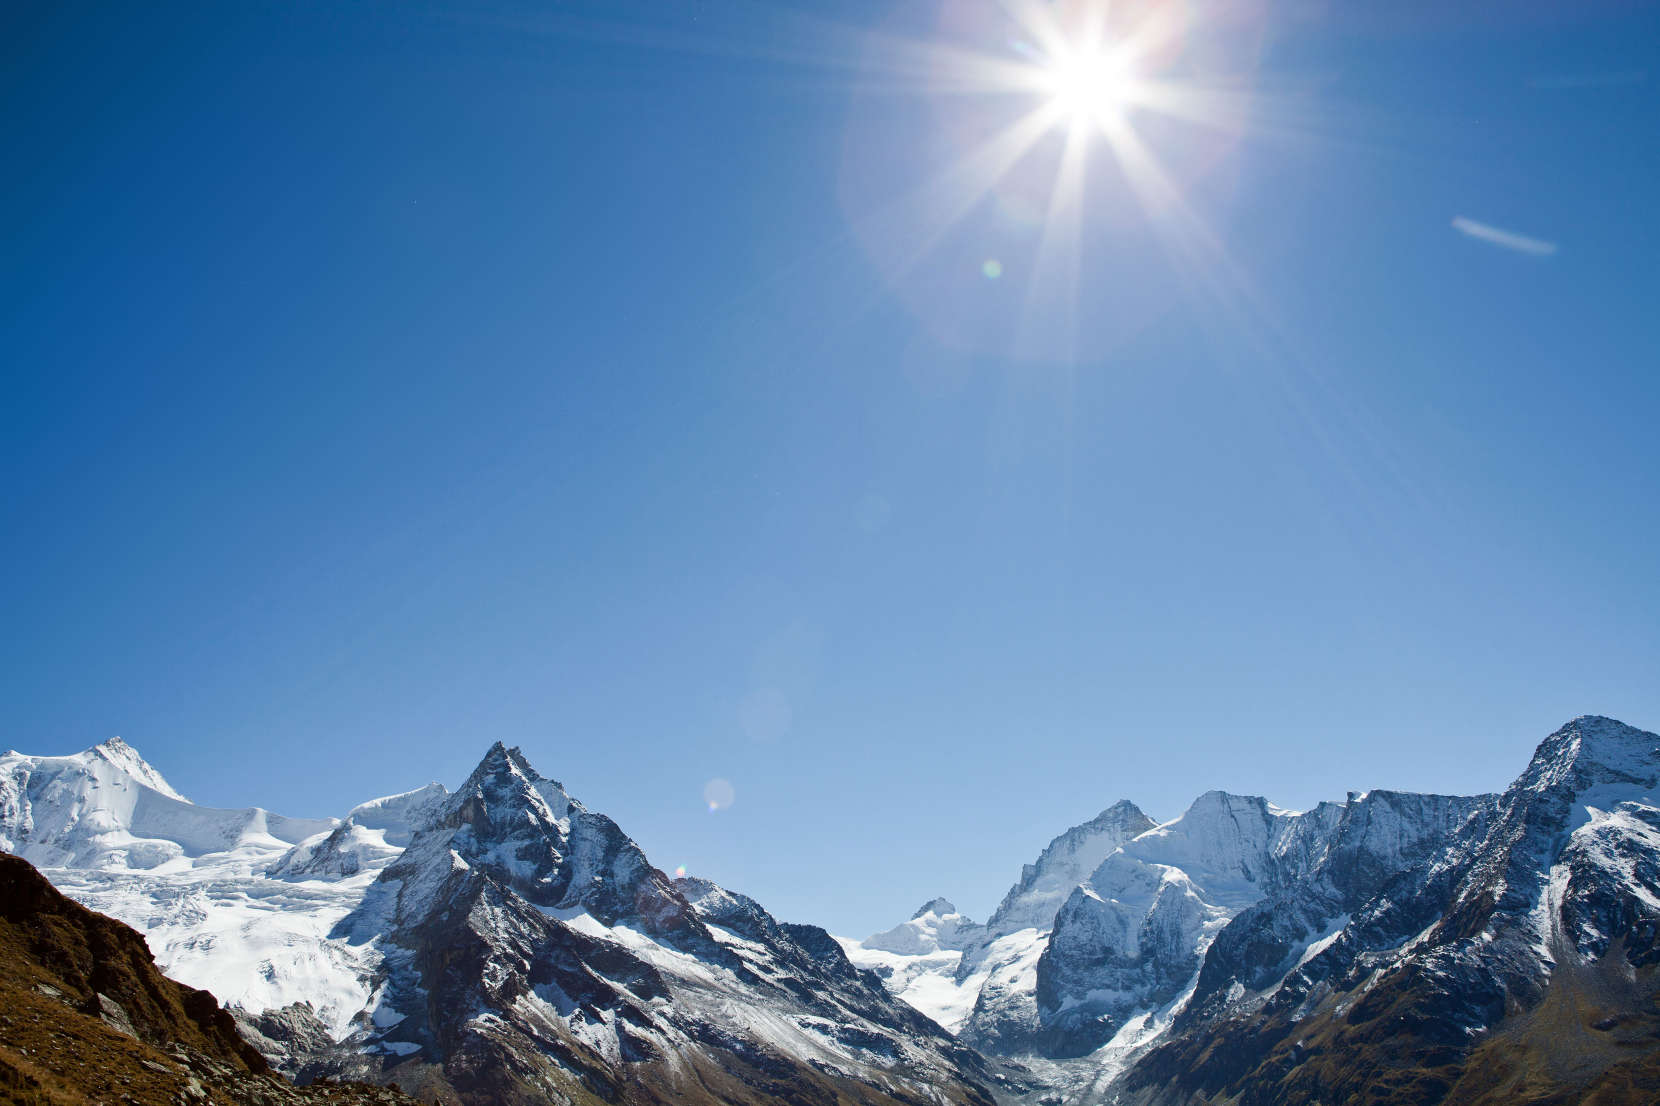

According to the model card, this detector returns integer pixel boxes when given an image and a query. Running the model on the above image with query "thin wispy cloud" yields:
[1451,216,1558,257]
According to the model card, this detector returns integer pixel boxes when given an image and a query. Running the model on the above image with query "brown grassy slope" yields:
[0,851,416,1106]
[1442,938,1660,1106]
[0,850,267,1072]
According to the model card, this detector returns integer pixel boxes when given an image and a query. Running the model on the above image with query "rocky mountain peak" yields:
[912,896,958,919]
[379,743,695,941]
[1094,798,1156,827]
[1517,715,1660,798]
[447,742,577,836]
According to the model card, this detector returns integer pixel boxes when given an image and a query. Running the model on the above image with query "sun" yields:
[1041,46,1137,128]
[835,0,1259,360]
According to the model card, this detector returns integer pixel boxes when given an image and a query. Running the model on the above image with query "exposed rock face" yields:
[236,1002,340,1076]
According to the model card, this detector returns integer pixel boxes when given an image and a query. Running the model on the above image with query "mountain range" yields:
[4,715,1659,1104]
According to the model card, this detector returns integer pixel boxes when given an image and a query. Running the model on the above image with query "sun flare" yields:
[1042,47,1137,127]
[839,0,1264,361]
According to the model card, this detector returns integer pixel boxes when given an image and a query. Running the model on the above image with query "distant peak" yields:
[84,736,186,802]
[1522,715,1659,793]
[1187,789,1269,810]
[1092,799,1154,827]
[912,897,957,919]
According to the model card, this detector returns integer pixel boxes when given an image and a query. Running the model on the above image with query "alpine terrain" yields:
[5,716,1660,1105]
[1,739,993,1106]
[842,716,1660,1105]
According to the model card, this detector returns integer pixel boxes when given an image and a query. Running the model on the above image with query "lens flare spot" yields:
[674,865,687,879]
[703,777,736,813]
[982,258,1003,279]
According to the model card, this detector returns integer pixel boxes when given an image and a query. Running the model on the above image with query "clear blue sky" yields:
[4,0,1657,937]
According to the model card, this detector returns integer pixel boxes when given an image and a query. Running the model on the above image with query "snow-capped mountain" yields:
[985,801,1162,938]
[841,799,1157,1040]
[9,716,1660,1106]
[842,769,1493,1094]
[1,738,996,1106]
[0,736,334,869]
[0,737,391,1028]
[836,898,984,1028]
[1117,715,1660,1106]
[1034,786,1491,1059]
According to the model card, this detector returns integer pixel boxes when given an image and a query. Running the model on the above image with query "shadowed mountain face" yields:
[0,850,416,1106]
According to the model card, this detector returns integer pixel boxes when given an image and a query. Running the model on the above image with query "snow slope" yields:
[836,898,983,1029]
[0,738,445,1034]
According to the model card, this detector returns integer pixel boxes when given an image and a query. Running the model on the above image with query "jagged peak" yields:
[460,743,571,799]
[441,743,585,841]
[912,897,958,919]
[472,740,527,775]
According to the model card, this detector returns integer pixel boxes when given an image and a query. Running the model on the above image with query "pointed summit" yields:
[984,798,1157,936]
[464,740,529,782]
[1093,799,1154,825]
[382,742,692,937]
[86,736,186,801]
[448,741,579,838]
[1515,715,1660,798]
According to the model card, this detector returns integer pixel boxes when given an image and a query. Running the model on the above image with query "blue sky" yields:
[4,0,1658,936]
